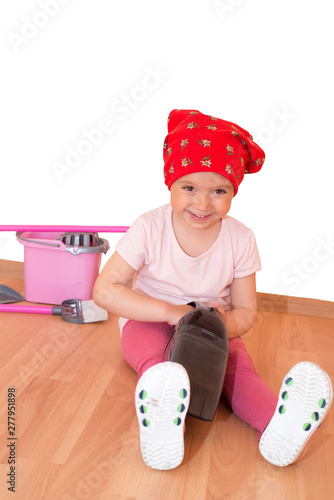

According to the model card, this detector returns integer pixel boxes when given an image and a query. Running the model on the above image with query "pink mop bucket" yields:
[16,231,110,305]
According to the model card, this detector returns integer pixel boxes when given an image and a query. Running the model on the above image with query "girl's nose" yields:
[194,193,211,211]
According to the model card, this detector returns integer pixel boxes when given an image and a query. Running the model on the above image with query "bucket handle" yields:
[16,234,62,248]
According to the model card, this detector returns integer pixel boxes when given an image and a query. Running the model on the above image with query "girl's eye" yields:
[183,186,195,192]
[214,189,226,195]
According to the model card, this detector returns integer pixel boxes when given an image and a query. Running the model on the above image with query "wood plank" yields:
[257,292,334,320]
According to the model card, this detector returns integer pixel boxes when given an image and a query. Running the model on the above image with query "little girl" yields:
[93,109,332,471]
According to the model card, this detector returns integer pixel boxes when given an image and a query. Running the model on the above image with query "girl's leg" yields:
[121,320,190,470]
[121,320,173,379]
[222,339,333,466]
[222,337,277,440]
[259,361,332,466]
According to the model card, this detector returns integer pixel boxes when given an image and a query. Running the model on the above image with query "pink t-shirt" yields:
[116,204,261,331]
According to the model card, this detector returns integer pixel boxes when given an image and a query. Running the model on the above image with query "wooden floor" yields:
[0,260,333,500]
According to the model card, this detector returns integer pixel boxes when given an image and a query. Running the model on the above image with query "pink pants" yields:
[121,320,277,440]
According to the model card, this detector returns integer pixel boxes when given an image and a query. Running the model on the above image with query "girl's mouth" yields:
[188,210,212,221]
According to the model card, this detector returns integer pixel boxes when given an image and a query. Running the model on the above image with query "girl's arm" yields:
[214,273,258,339]
[93,251,193,325]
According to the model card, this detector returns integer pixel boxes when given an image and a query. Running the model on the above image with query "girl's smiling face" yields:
[170,171,234,231]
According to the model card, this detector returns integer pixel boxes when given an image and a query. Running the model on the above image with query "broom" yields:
[0,299,108,324]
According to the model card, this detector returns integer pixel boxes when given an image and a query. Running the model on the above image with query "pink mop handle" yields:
[0,304,53,314]
[0,225,129,232]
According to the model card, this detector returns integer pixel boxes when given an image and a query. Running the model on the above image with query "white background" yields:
[0,0,333,302]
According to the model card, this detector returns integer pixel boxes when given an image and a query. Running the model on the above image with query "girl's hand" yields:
[167,304,194,326]
[213,301,228,324]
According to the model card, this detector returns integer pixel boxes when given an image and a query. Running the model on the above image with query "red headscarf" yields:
[163,109,265,195]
